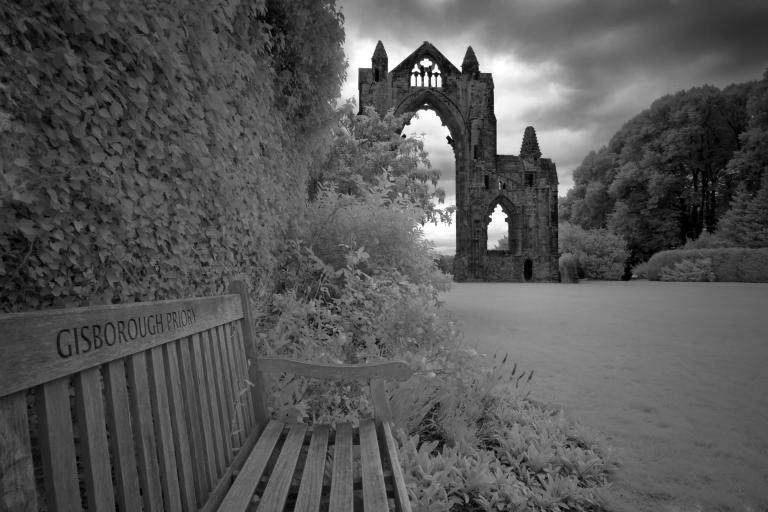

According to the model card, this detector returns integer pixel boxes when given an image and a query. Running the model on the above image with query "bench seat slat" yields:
[0,391,37,511]
[294,424,330,512]
[329,423,354,512]
[216,420,284,511]
[104,360,142,512]
[127,353,164,512]
[360,419,389,512]
[75,367,116,511]
[257,423,308,511]
[38,378,80,511]
[382,421,413,512]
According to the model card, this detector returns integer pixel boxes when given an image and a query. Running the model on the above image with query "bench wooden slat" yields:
[149,346,183,510]
[164,341,197,510]
[191,332,222,482]
[214,325,238,451]
[382,421,413,512]
[0,295,243,397]
[104,360,142,512]
[228,280,269,430]
[38,377,80,511]
[294,424,330,512]
[221,323,245,450]
[210,327,234,464]
[74,367,116,511]
[0,391,37,511]
[127,353,164,512]
[257,423,308,511]
[179,337,215,498]
[232,321,257,431]
[329,423,354,512]
[216,420,284,511]
[360,418,389,512]
[200,331,227,475]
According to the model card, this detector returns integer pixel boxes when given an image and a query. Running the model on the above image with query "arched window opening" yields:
[486,204,508,250]
[401,109,456,255]
[410,58,442,89]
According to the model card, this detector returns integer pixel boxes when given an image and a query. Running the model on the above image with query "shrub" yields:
[631,261,649,279]
[435,254,454,276]
[660,258,716,282]
[681,232,728,249]
[559,222,628,280]
[559,253,579,283]
[647,248,768,282]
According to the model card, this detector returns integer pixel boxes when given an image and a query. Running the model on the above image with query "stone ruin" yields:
[359,41,559,281]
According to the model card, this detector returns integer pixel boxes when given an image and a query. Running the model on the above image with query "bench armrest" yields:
[255,357,412,382]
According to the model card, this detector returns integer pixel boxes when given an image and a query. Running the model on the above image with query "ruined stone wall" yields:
[359,41,559,282]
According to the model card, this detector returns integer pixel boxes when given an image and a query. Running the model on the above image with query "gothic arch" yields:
[484,195,520,254]
[359,41,560,282]
[394,88,466,154]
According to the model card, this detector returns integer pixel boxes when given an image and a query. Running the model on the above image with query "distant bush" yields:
[660,258,715,282]
[631,261,649,279]
[559,253,579,283]
[559,222,628,280]
[434,254,454,276]
[647,248,768,282]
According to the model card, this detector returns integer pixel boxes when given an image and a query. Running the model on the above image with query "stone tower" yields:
[359,41,559,282]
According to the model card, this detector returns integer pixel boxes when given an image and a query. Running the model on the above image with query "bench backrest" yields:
[0,281,266,512]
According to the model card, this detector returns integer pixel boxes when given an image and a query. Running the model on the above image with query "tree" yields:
[716,180,768,247]
[311,104,453,224]
[725,69,768,194]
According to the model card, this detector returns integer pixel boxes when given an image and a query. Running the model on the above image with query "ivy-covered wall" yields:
[0,0,345,311]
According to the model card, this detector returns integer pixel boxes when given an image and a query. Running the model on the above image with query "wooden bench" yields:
[0,280,413,512]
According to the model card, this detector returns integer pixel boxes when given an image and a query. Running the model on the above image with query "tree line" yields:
[560,69,768,264]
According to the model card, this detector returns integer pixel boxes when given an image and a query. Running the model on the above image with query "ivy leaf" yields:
[18,218,38,239]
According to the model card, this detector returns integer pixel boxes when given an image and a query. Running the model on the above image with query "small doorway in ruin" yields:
[524,259,533,281]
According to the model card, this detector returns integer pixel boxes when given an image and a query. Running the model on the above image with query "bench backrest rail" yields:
[0,284,263,512]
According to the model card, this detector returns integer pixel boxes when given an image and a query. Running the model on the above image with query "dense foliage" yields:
[312,103,453,224]
[558,222,628,280]
[561,70,768,262]
[646,248,768,282]
[0,0,345,311]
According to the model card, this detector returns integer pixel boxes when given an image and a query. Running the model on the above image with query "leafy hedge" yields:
[646,248,768,282]
[0,0,345,311]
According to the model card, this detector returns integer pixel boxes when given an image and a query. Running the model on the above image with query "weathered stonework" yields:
[359,41,559,282]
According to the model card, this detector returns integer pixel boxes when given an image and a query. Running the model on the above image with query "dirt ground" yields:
[442,281,768,512]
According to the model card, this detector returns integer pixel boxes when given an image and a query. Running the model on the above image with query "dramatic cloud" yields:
[337,0,768,252]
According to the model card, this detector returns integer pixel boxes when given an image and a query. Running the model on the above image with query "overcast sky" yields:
[336,0,768,253]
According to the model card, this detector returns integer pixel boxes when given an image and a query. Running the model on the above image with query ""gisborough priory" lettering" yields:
[56,308,196,358]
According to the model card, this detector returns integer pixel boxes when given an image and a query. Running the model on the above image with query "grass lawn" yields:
[442,281,768,512]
